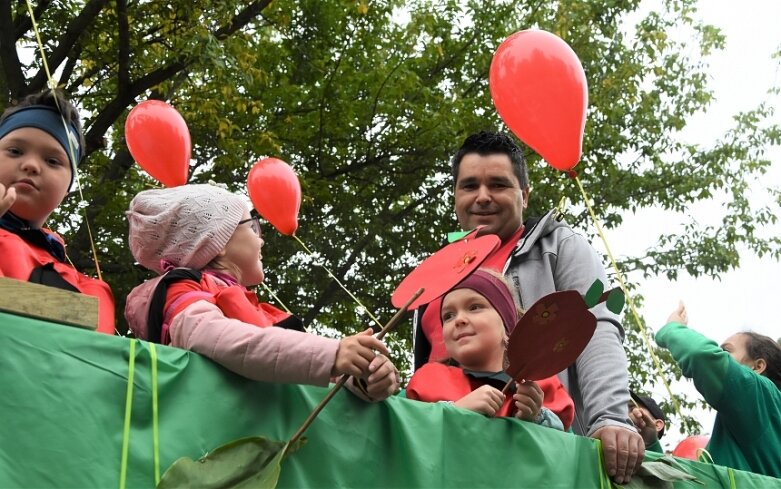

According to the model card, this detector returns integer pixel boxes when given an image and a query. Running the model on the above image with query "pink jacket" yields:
[125,276,339,387]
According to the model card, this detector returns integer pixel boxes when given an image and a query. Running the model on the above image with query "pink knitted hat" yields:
[127,184,248,274]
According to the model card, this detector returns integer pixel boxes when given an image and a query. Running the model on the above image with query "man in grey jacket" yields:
[413,131,644,483]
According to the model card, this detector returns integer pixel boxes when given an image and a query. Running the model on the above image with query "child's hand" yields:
[512,380,544,421]
[667,301,688,325]
[332,328,389,378]
[629,406,659,447]
[0,183,16,218]
[454,385,504,416]
[363,354,400,401]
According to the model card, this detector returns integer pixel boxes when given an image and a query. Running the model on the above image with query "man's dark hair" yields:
[1,89,85,151]
[451,131,528,188]
[742,332,781,389]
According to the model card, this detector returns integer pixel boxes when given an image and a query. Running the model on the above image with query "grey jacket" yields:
[412,210,636,436]
[503,210,635,436]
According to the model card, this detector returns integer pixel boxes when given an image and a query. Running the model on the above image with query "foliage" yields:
[2,0,779,436]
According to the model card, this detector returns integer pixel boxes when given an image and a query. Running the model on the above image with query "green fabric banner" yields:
[1,311,778,488]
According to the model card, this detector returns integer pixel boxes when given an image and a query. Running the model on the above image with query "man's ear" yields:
[752,358,767,375]
[654,419,665,434]
[522,187,530,209]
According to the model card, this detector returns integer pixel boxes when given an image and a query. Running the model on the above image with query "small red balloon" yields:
[247,158,301,236]
[125,100,190,187]
[672,435,710,461]
[489,30,588,172]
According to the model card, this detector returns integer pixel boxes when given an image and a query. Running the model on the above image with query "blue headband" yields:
[0,105,83,187]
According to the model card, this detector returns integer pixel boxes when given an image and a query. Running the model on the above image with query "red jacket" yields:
[406,362,575,431]
[0,228,115,334]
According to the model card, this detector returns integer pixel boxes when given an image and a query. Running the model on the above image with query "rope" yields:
[24,0,104,281]
[292,234,383,329]
[573,174,684,422]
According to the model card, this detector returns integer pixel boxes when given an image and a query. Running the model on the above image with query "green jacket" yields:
[656,322,781,478]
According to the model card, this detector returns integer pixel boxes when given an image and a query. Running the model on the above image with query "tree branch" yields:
[28,0,109,92]
[13,0,51,39]
[117,0,130,96]
[0,0,27,97]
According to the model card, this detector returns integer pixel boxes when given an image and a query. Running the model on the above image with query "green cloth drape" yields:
[1,312,779,488]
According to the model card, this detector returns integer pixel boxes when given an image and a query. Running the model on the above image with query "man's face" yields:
[454,153,529,242]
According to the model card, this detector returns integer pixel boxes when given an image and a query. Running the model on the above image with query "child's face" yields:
[220,209,265,286]
[441,287,507,371]
[0,127,71,227]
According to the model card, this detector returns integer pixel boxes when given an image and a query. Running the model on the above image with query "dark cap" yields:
[630,391,667,439]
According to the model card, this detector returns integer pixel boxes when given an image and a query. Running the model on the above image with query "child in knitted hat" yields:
[0,90,115,333]
[124,183,399,400]
[406,268,574,430]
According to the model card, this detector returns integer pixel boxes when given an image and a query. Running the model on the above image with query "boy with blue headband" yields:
[0,90,115,334]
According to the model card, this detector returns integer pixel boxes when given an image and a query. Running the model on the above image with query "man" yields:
[413,131,644,483]
[629,391,667,453]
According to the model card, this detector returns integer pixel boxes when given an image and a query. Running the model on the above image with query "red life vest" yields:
[0,228,115,334]
[160,272,293,344]
[406,362,575,431]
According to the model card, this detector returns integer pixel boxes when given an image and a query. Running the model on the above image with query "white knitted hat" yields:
[127,184,248,274]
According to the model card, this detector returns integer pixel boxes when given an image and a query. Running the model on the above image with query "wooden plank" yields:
[0,277,98,330]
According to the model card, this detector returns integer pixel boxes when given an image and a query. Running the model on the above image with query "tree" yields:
[3,0,779,435]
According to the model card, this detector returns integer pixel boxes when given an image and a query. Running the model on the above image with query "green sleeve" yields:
[655,322,730,404]
[646,439,663,453]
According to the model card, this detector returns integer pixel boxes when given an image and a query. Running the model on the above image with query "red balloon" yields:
[672,435,710,461]
[247,158,301,236]
[125,100,190,187]
[489,30,588,171]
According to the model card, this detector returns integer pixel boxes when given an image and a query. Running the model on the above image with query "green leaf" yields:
[583,279,604,308]
[157,436,305,489]
[606,288,626,315]
[616,457,702,489]
[447,230,471,243]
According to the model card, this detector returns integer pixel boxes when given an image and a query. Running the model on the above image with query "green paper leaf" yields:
[606,288,626,315]
[447,230,471,243]
[157,436,305,489]
[615,457,702,489]
[583,279,604,308]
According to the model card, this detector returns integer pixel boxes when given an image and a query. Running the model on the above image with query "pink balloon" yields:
[247,158,301,236]
[125,100,190,187]
[490,30,588,171]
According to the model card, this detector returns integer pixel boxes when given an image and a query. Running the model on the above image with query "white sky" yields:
[596,1,781,450]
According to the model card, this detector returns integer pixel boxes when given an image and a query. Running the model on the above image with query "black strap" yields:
[413,302,431,371]
[28,263,80,293]
[276,314,305,332]
[147,268,202,344]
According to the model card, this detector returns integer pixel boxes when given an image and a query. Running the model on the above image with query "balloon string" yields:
[573,175,683,421]
[291,234,383,330]
[24,0,104,282]
[259,282,293,314]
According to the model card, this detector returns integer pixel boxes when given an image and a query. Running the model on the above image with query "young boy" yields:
[0,90,114,333]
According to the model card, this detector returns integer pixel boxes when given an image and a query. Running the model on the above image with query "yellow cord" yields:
[573,175,683,421]
[24,0,104,281]
[259,282,293,314]
[292,234,383,330]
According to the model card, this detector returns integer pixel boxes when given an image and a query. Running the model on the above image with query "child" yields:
[0,90,115,333]
[656,302,780,477]
[406,268,575,430]
[124,183,399,400]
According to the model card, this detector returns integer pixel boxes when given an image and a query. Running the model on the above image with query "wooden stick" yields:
[287,288,424,447]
